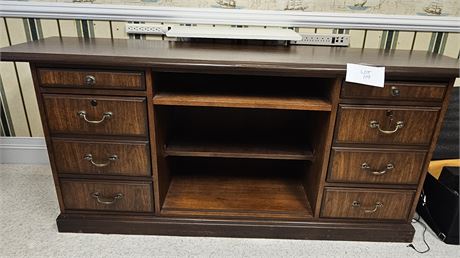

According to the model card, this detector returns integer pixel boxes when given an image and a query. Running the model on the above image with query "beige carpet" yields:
[0,164,458,257]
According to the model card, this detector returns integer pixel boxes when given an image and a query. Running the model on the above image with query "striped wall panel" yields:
[0,18,459,136]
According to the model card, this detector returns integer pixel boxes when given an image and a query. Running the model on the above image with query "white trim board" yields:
[0,137,49,165]
[0,1,459,32]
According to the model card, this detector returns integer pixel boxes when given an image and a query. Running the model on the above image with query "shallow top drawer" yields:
[37,68,145,90]
[341,81,447,102]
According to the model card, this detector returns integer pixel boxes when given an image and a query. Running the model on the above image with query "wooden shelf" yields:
[162,174,313,219]
[164,139,313,160]
[153,92,332,111]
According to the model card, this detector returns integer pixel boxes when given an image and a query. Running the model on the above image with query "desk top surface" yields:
[1,37,458,78]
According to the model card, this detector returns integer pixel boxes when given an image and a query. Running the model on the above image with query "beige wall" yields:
[0,17,459,136]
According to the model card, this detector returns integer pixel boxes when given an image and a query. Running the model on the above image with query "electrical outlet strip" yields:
[291,34,350,46]
[125,24,168,35]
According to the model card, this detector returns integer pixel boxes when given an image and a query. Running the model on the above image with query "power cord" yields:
[407,214,431,254]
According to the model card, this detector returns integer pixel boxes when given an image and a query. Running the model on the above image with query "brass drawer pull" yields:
[390,86,400,96]
[369,120,404,134]
[91,192,123,205]
[85,75,96,86]
[84,153,118,167]
[361,162,394,175]
[77,110,113,124]
[352,201,384,213]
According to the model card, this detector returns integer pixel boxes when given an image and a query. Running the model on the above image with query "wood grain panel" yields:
[328,147,426,185]
[162,174,312,219]
[153,92,332,111]
[341,81,447,102]
[43,94,148,137]
[38,68,145,90]
[60,179,153,212]
[335,105,440,145]
[53,138,151,177]
[321,188,415,221]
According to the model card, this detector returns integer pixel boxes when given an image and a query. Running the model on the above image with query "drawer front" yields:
[53,139,151,177]
[321,188,415,221]
[328,148,426,185]
[38,68,145,90]
[335,105,439,145]
[44,94,148,136]
[61,179,153,212]
[341,81,446,102]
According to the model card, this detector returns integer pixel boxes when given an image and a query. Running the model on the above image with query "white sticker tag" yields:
[346,63,385,87]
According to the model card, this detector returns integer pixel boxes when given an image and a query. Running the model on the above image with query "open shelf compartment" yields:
[153,72,334,111]
[157,106,315,161]
[161,157,313,219]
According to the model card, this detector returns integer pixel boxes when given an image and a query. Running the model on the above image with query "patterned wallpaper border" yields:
[21,0,460,17]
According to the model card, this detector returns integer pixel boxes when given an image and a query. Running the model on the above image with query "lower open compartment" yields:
[160,157,313,220]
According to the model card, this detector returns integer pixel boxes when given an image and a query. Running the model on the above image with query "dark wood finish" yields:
[341,81,447,102]
[37,68,145,90]
[1,37,458,78]
[164,138,314,161]
[321,187,415,221]
[335,105,440,145]
[1,38,457,242]
[56,214,415,242]
[162,174,312,219]
[52,138,151,177]
[328,147,426,185]
[43,94,148,137]
[304,79,342,217]
[60,179,153,212]
[29,63,67,212]
[153,93,331,111]
[407,79,456,221]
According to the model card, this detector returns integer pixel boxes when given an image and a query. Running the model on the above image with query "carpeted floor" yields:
[0,164,458,257]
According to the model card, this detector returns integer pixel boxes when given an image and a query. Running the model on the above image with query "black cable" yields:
[407,214,431,254]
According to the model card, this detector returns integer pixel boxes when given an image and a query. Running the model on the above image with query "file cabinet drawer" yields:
[321,188,415,221]
[335,105,439,146]
[61,179,153,212]
[328,147,426,185]
[44,94,148,137]
[53,138,151,177]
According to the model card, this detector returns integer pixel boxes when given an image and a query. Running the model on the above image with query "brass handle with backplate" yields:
[77,111,112,124]
[369,120,404,134]
[84,153,118,167]
[361,162,394,175]
[352,201,384,213]
[91,192,123,205]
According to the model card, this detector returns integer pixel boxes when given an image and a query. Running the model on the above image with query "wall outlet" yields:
[292,34,350,46]
[125,24,168,35]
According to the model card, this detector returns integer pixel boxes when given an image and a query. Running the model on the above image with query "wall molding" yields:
[0,1,459,32]
[0,137,49,164]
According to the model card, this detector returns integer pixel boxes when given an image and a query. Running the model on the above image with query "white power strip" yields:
[292,34,350,46]
[125,24,168,35]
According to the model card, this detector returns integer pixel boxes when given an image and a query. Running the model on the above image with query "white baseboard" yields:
[0,137,49,165]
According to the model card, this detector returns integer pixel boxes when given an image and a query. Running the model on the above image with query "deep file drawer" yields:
[60,179,154,212]
[43,94,148,137]
[328,147,427,185]
[37,68,145,90]
[53,138,151,177]
[335,105,440,146]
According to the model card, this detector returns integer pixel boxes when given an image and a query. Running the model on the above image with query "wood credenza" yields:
[1,37,458,242]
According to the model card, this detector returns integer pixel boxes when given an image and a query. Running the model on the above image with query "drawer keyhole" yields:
[90,99,97,106]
